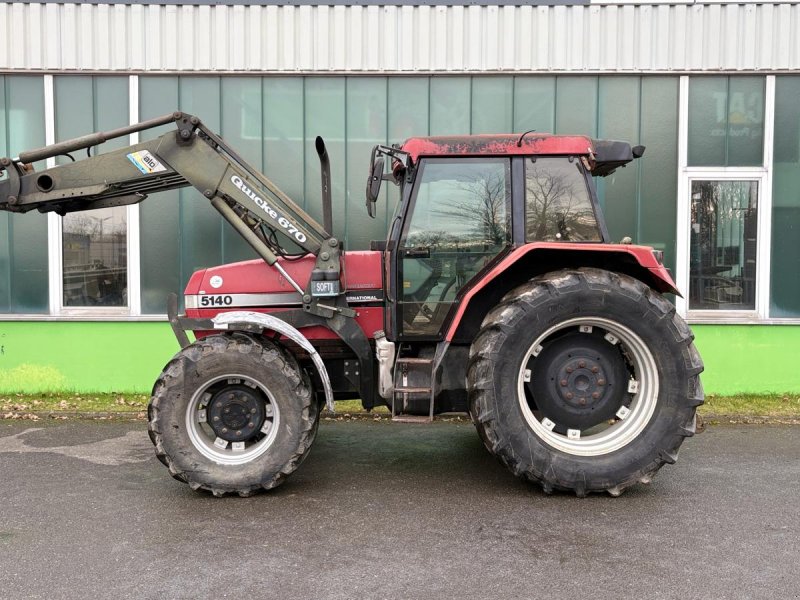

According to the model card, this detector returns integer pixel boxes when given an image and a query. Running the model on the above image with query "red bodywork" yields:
[185,251,384,341]
[184,244,677,343]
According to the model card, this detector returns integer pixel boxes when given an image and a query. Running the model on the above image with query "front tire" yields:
[148,333,319,497]
[468,268,703,496]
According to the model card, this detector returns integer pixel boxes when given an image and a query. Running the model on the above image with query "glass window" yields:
[525,157,600,242]
[0,75,48,314]
[688,76,765,167]
[770,76,800,318]
[400,158,510,336]
[62,207,128,307]
[689,180,758,311]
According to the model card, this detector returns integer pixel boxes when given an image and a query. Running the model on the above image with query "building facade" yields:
[1,1,799,394]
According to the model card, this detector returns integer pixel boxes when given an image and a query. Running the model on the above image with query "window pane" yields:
[770,76,800,318]
[0,75,48,314]
[689,181,758,311]
[63,207,127,307]
[688,77,764,167]
[526,158,600,242]
[401,159,510,336]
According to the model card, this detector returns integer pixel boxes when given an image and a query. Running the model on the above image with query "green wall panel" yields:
[138,77,182,314]
[472,77,513,134]
[220,77,263,265]
[0,321,797,395]
[430,77,471,136]
[770,76,800,318]
[0,76,48,314]
[638,77,679,272]
[597,77,640,242]
[346,78,387,250]
[512,76,556,134]
[304,78,346,241]
[262,78,305,222]
[386,77,430,226]
[0,321,179,393]
[692,325,800,395]
[554,76,598,137]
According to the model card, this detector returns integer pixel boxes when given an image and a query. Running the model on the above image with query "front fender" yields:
[211,311,335,412]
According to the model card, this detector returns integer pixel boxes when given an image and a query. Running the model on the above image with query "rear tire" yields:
[148,333,319,497]
[467,268,703,496]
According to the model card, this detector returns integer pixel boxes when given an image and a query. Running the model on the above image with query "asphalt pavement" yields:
[0,418,798,600]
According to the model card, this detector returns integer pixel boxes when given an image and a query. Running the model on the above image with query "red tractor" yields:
[0,113,703,497]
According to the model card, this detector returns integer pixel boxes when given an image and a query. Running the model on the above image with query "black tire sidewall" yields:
[480,273,693,490]
[153,335,314,492]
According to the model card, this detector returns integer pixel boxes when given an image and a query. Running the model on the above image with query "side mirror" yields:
[365,149,384,219]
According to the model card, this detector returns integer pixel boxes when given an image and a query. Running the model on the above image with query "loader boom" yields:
[0,111,345,312]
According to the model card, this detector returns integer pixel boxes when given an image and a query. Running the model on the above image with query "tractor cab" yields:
[367,134,645,341]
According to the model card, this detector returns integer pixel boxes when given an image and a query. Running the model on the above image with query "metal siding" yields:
[2,3,800,73]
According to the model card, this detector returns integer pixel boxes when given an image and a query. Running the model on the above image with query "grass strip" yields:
[1,393,799,421]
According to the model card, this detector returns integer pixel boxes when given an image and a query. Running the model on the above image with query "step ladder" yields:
[392,357,434,423]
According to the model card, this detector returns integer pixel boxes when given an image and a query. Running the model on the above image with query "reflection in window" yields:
[689,181,758,311]
[400,158,510,335]
[525,158,600,242]
[62,207,128,307]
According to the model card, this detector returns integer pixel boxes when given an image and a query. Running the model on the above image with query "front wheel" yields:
[468,268,704,496]
[147,333,319,496]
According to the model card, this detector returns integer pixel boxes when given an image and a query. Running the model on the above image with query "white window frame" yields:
[675,75,780,324]
[44,74,146,320]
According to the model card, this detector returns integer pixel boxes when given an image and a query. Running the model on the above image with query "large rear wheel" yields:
[468,268,703,496]
[148,333,319,496]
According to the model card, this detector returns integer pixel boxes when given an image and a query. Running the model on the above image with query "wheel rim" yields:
[186,374,280,465]
[517,317,659,457]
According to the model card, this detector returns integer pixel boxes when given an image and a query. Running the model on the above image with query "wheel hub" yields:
[529,331,628,430]
[207,385,265,443]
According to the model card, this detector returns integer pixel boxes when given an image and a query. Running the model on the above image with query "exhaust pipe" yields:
[315,136,333,237]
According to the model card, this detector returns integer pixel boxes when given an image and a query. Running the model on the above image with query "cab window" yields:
[525,157,601,242]
[399,158,510,336]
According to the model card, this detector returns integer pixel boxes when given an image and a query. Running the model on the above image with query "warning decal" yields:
[127,150,167,175]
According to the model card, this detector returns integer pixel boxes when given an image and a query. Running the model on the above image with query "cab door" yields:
[392,157,512,340]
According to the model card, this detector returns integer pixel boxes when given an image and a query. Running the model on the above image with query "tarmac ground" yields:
[0,419,798,599]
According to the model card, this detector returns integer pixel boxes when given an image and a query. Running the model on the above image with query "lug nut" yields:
[566,366,574,373]
[248,422,255,428]
[224,408,230,413]
[251,408,257,414]
[579,398,587,405]
[578,360,586,368]
[213,416,220,421]
[597,379,605,386]
[592,392,600,399]
[591,366,599,373]
[566,392,574,400]
[236,430,242,436]
[560,379,568,387]
[222,427,228,433]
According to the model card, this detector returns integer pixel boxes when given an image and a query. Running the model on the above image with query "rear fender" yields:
[446,243,679,343]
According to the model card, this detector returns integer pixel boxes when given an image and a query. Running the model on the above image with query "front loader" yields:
[0,112,703,497]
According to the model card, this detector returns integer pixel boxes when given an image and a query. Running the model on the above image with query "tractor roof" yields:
[400,134,643,176]
[401,134,593,161]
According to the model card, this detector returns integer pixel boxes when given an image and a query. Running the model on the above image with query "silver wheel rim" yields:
[186,374,280,466]
[517,317,659,457]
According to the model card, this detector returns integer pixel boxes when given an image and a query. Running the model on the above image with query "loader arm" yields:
[0,111,347,318]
